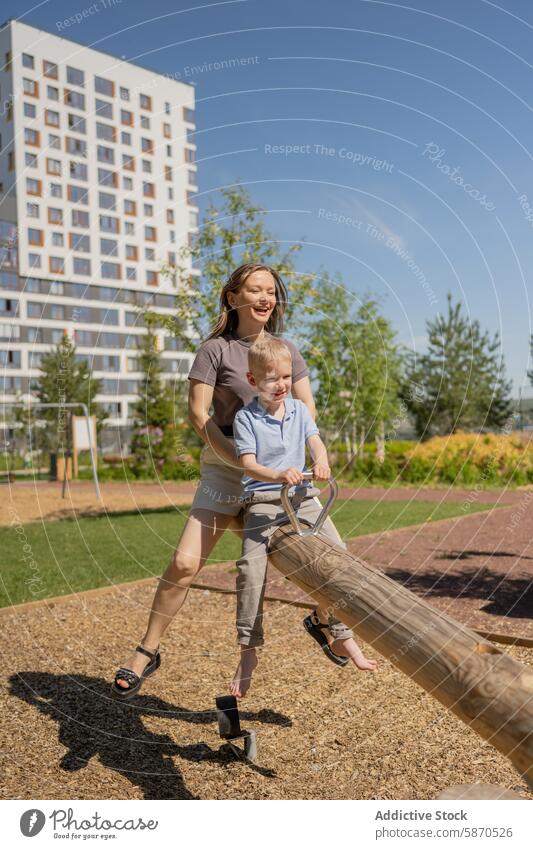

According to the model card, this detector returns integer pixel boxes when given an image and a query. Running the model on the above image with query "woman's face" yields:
[226,270,277,327]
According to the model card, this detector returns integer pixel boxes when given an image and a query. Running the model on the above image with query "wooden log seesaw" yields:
[263,473,533,794]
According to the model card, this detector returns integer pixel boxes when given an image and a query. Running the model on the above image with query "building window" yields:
[126,267,136,280]
[72,210,90,228]
[145,247,155,261]
[189,208,199,227]
[124,200,136,216]
[122,177,133,190]
[50,304,65,320]
[97,168,117,188]
[22,53,34,68]
[140,115,150,129]
[139,93,152,110]
[48,133,60,148]
[183,106,195,123]
[185,147,195,163]
[146,270,158,286]
[166,209,174,224]
[141,137,153,154]
[100,215,120,233]
[101,262,121,279]
[165,165,172,181]
[52,232,64,247]
[50,183,62,198]
[121,109,133,126]
[169,231,175,243]
[96,122,115,142]
[143,182,155,198]
[125,221,135,235]
[168,251,176,265]
[70,161,88,180]
[66,137,87,156]
[188,170,197,187]
[120,86,130,101]
[97,145,115,164]
[163,122,171,138]
[122,154,135,171]
[47,85,59,100]
[23,78,39,97]
[95,98,113,119]
[48,208,63,224]
[24,102,36,118]
[95,76,114,97]
[144,226,156,241]
[143,203,153,216]
[26,178,41,196]
[168,187,174,200]
[68,114,87,134]
[49,257,65,274]
[45,109,59,127]
[65,89,85,109]
[68,185,89,204]
[125,245,138,261]
[73,258,91,275]
[66,66,85,87]
[28,228,43,246]
[27,302,44,319]
[28,254,41,269]
[25,152,37,167]
[186,127,195,144]
[100,238,118,256]
[46,158,61,175]
[27,203,39,218]
[164,101,170,115]
[24,128,40,146]
[166,144,172,157]
[99,192,116,210]
[43,59,58,79]
[142,159,152,173]
[121,131,132,145]
[70,233,90,252]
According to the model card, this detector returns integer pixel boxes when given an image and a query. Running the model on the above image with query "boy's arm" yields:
[306,433,331,480]
[240,454,303,486]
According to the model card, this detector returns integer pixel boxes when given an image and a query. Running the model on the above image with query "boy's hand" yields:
[312,463,331,481]
[275,467,304,485]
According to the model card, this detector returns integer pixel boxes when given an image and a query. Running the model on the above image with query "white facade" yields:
[0,19,197,442]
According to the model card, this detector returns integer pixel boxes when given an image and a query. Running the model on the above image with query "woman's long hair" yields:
[206,263,288,340]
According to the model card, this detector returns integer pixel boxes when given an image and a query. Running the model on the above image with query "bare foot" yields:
[330,637,377,671]
[115,645,158,689]
[230,647,258,698]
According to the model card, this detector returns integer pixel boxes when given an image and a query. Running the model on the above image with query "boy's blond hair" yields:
[248,336,292,377]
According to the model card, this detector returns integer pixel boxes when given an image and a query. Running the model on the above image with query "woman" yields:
[112,263,330,699]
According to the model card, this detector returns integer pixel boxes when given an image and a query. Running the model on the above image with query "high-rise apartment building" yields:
[0,19,197,449]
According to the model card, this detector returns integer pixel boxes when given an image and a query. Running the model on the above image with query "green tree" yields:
[131,329,174,428]
[403,293,512,437]
[306,276,403,460]
[29,334,104,452]
[147,184,315,348]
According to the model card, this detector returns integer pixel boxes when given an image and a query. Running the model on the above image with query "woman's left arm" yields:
[291,376,317,420]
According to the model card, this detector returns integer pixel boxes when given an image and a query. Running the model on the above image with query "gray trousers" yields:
[236,488,354,647]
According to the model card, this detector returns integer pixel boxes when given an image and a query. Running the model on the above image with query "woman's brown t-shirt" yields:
[187,330,309,428]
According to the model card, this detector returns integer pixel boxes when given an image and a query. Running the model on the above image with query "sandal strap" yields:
[310,612,329,631]
[115,668,140,687]
[135,645,158,661]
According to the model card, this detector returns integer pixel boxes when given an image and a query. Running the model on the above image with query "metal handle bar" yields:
[279,471,338,537]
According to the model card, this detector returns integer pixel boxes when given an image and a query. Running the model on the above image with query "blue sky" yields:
[6,0,533,396]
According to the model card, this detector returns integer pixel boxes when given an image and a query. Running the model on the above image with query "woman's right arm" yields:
[188,378,237,464]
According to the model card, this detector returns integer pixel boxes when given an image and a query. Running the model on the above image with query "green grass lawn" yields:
[0,499,494,608]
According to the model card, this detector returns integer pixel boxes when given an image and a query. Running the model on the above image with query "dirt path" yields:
[1,584,531,800]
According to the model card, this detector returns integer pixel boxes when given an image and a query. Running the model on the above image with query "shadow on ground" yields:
[9,672,290,799]
[384,565,533,620]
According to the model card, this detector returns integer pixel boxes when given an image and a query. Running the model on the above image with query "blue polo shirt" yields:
[233,396,319,492]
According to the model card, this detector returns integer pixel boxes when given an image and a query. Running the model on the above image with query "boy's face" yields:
[247,358,292,405]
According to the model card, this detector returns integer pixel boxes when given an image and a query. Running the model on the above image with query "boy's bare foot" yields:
[115,645,157,689]
[230,647,258,698]
[330,637,377,671]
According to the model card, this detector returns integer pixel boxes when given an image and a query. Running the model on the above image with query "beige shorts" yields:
[190,439,246,516]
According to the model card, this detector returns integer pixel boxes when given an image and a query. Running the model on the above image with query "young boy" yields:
[231,337,377,697]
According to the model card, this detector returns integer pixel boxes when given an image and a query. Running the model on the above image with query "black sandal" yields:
[303,612,349,667]
[111,645,161,700]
